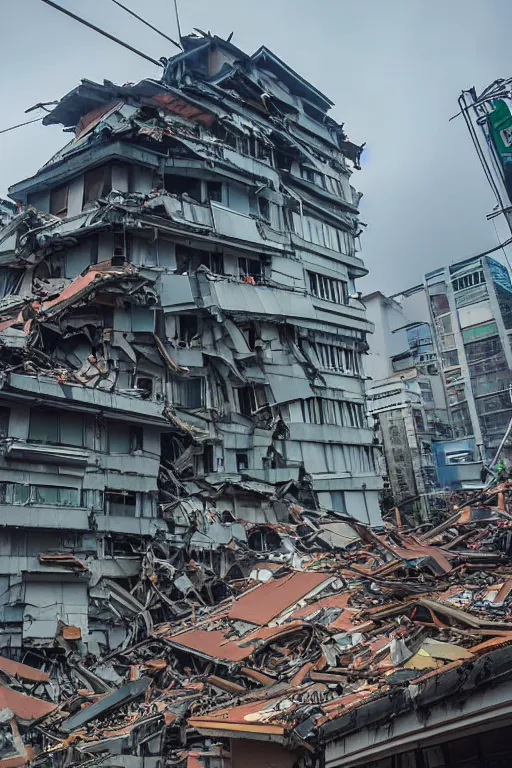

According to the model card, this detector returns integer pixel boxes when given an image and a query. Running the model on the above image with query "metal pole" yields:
[173,0,183,42]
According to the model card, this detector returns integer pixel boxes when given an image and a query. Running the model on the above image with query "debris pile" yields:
[4,482,512,767]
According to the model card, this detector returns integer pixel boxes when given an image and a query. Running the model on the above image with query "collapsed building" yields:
[3,483,512,768]
[0,33,381,658]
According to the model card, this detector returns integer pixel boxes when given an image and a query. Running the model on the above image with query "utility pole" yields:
[457,82,512,238]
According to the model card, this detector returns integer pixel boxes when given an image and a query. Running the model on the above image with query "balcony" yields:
[4,440,89,467]
[5,373,169,425]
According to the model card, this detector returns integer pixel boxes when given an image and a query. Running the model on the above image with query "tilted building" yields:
[363,290,451,519]
[425,255,512,463]
[0,33,380,657]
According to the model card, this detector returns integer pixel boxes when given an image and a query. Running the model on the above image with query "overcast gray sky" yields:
[1,0,511,293]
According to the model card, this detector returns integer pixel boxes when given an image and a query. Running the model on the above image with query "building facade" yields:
[0,33,380,657]
[364,291,450,518]
[425,254,512,461]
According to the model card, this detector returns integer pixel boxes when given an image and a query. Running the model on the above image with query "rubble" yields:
[2,481,512,767]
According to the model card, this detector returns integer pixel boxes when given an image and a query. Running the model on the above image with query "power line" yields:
[0,117,43,135]
[39,0,163,68]
[107,0,181,50]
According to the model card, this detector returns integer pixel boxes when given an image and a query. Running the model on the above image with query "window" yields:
[441,349,459,368]
[325,176,343,197]
[135,377,153,399]
[331,490,346,513]
[300,398,364,427]
[481,411,512,434]
[258,197,270,221]
[429,291,450,316]
[206,181,223,202]
[461,321,498,343]
[472,371,511,397]
[176,315,199,344]
[418,380,434,403]
[239,135,271,162]
[451,405,473,438]
[301,215,352,255]
[308,272,348,304]
[50,185,68,218]
[29,409,84,447]
[300,166,325,187]
[108,422,143,453]
[238,256,263,281]
[199,251,224,274]
[476,391,512,415]
[32,486,80,506]
[452,270,485,292]
[165,175,202,202]
[104,490,136,517]
[0,407,9,438]
[236,452,249,471]
[174,378,204,408]
[413,408,426,433]
[83,166,112,206]
[236,385,267,416]
[312,342,361,374]
[0,482,81,507]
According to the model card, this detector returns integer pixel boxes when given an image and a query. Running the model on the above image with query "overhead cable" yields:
[39,0,163,67]
[107,0,181,50]
[0,117,43,135]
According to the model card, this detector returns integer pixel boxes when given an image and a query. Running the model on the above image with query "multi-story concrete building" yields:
[364,290,450,518]
[0,33,380,657]
[425,254,512,462]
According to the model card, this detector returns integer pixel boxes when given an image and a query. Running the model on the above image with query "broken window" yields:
[236,452,249,471]
[238,256,263,281]
[174,378,204,408]
[83,165,113,206]
[135,377,154,399]
[112,231,129,263]
[239,323,257,350]
[104,490,137,517]
[236,385,267,416]
[29,409,84,447]
[176,315,199,345]
[50,185,68,218]
[308,271,348,304]
[108,422,143,453]
[165,175,202,202]
[206,181,223,202]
